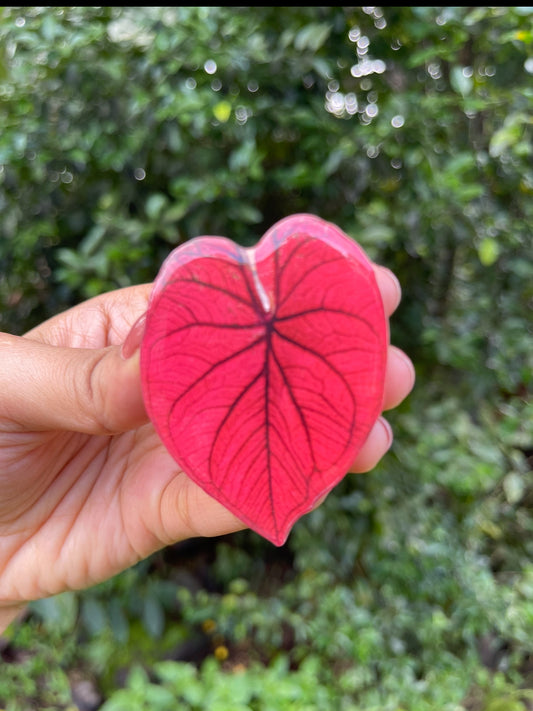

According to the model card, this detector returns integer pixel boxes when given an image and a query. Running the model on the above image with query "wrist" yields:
[0,604,25,634]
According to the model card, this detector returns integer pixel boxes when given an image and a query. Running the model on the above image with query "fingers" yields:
[383,345,416,411]
[24,284,152,349]
[349,345,415,473]
[350,417,393,473]
[350,260,414,473]
[374,265,401,318]
[0,334,148,434]
[373,262,415,410]
[156,469,247,544]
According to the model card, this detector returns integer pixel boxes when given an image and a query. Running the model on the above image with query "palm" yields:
[0,286,241,605]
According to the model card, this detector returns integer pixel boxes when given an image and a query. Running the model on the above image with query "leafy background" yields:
[0,6,532,710]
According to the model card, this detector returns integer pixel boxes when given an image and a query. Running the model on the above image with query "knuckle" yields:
[79,350,116,435]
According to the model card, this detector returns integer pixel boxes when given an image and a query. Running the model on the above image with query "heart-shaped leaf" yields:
[140,214,387,545]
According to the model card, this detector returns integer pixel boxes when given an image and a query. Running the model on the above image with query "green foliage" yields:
[100,656,345,711]
[0,5,532,710]
[0,612,77,711]
[170,391,533,710]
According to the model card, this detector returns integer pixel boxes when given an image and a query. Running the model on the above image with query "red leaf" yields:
[140,214,387,545]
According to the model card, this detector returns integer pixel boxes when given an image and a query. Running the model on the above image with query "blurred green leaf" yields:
[142,593,165,639]
[146,193,169,221]
[30,592,78,634]
[485,699,527,711]
[294,22,331,52]
[478,236,500,266]
[213,100,232,123]
[503,471,525,504]
[450,66,473,96]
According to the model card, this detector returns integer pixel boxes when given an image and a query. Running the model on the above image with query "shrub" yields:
[1,6,531,709]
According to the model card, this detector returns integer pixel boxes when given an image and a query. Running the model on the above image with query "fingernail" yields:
[394,346,416,388]
[120,312,147,360]
[384,266,401,291]
[383,268,402,309]
[379,417,394,451]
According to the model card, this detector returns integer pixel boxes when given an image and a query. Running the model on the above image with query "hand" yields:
[0,267,414,630]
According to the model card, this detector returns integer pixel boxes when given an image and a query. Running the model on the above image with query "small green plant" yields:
[100,656,353,711]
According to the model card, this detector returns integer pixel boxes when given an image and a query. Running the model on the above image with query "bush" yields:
[0,6,532,710]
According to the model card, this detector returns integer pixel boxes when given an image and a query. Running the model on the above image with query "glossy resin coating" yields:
[140,214,387,545]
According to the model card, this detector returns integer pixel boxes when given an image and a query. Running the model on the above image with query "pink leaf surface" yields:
[140,214,387,545]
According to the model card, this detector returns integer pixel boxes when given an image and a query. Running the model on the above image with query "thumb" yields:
[0,334,148,434]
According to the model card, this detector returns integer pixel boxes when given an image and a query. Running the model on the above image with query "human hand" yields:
[0,266,414,630]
